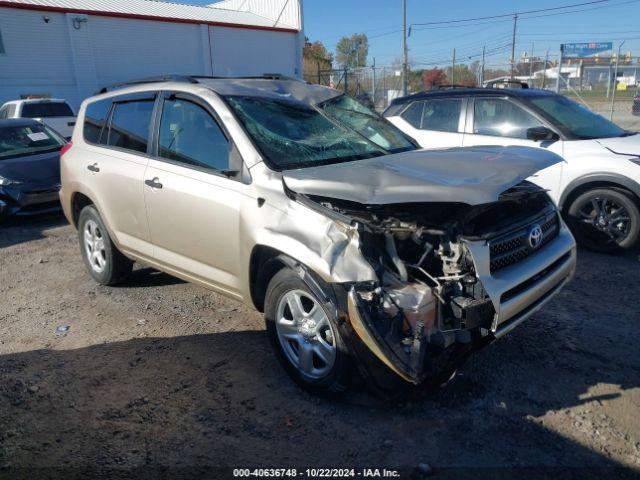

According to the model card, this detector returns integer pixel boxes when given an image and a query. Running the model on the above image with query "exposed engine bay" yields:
[301,181,557,384]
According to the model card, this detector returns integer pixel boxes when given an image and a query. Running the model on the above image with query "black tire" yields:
[77,205,133,285]
[567,188,640,253]
[264,267,353,396]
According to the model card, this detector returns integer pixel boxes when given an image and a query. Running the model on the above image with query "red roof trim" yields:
[0,1,299,33]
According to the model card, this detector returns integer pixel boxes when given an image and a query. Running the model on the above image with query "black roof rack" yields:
[430,84,473,90]
[96,73,298,94]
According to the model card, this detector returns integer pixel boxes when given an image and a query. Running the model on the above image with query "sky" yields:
[298,0,640,69]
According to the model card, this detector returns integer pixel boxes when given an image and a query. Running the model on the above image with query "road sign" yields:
[562,42,613,58]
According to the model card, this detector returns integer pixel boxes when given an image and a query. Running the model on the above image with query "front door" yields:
[143,93,248,297]
[462,97,564,203]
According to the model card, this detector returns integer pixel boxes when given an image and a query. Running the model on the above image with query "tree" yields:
[446,65,477,87]
[303,38,333,83]
[422,68,447,89]
[335,33,369,68]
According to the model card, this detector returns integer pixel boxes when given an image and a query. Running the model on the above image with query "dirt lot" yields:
[1,214,639,479]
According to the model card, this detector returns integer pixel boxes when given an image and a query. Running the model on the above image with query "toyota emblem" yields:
[528,224,544,250]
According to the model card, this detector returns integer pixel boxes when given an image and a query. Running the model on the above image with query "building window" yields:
[0,27,5,54]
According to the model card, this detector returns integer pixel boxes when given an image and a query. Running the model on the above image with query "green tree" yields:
[303,38,333,83]
[335,33,369,68]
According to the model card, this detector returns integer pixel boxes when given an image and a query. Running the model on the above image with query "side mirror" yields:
[527,126,559,142]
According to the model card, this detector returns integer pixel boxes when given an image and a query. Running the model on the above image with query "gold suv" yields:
[60,76,576,395]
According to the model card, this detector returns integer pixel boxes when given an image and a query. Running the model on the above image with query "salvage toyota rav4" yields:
[60,76,576,395]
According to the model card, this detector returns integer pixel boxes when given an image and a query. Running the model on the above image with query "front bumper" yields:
[0,184,62,217]
[464,217,576,337]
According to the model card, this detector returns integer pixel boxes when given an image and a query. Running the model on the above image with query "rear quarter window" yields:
[106,99,154,154]
[83,99,112,145]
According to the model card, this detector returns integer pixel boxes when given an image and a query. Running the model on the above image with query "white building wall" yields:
[210,26,297,77]
[0,6,300,110]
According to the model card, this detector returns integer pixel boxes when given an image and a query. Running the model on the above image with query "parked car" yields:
[0,98,77,139]
[384,88,640,252]
[0,118,65,220]
[60,76,576,395]
[633,87,640,116]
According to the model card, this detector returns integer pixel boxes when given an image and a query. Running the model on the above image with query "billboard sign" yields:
[562,42,613,58]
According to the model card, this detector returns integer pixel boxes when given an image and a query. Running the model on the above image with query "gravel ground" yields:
[0,213,639,479]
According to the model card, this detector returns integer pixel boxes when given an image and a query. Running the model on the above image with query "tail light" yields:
[60,141,73,158]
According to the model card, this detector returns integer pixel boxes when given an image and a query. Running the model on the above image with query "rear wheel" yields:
[264,268,353,396]
[567,188,640,252]
[78,205,133,285]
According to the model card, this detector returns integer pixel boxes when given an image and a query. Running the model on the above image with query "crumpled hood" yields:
[0,151,61,185]
[282,145,563,206]
[596,134,640,156]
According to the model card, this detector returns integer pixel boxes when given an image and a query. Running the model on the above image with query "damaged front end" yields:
[289,182,573,385]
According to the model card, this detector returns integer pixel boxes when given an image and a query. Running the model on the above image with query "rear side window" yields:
[83,99,112,144]
[21,102,74,118]
[400,102,424,128]
[107,100,154,154]
[158,97,229,171]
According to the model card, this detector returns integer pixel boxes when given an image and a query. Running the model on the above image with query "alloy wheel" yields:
[83,219,107,273]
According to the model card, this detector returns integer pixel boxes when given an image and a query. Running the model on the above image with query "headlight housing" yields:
[0,176,22,186]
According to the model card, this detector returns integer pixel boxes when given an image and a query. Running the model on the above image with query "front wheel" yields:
[567,188,640,252]
[264,268,353,396]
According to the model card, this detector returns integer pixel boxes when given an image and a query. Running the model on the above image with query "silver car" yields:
[59,75,576,395]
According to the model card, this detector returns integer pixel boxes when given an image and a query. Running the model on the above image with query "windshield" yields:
[21,102,74,118]
[530,95,628,139]
[0,123,65,160]
[225,95,416,170]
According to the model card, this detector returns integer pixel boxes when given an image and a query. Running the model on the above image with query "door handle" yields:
[145,178,163,189]
[87,163,100,173]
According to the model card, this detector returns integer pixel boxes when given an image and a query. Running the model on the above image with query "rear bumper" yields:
[464,216,576,335]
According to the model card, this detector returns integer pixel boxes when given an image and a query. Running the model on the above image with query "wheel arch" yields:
[70,191,95,227]
[559,173,640,213]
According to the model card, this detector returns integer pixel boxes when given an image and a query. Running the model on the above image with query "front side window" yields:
[158,98,229,171]
[107,100,154,153]
[21,102,74,118]
[0,123,65,160]
[83,99,112,145]
[473,98,543,139]
[530,95,627,139]
[225,95,416,170]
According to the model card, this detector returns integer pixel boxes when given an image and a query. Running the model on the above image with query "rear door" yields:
[82,93,155,257]
[462,96,564,200]
[388,97,466,148]
[142,91,248,298]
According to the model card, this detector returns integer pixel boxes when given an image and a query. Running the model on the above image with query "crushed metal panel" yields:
[282,146,564,206]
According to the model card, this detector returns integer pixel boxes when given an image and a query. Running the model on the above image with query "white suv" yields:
[384,88,640,252]
[0,98,76,139]
[59,76,576,395]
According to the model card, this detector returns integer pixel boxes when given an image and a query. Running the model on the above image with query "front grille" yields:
[489,211,559,273]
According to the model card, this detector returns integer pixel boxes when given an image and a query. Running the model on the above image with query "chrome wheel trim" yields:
[275,289,337,379]
[577,196,632,245]
[83,219,107,273]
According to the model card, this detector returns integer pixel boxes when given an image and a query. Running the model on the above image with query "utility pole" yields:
[372,57,377,108]
[452,48,456,85]
[555,44,564,93]
[610,40,626,120]
[510,13,518,79]
[542,48,549,89]
[528,42,535,83]
[402,0,408,96]
[480,46,486,85]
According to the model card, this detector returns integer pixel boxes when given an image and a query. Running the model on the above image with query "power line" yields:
[410,0,613,26]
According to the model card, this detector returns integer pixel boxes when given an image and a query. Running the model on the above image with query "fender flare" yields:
[559,172,640,210]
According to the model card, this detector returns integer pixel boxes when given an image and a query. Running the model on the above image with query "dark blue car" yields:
[0,118,65,220]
